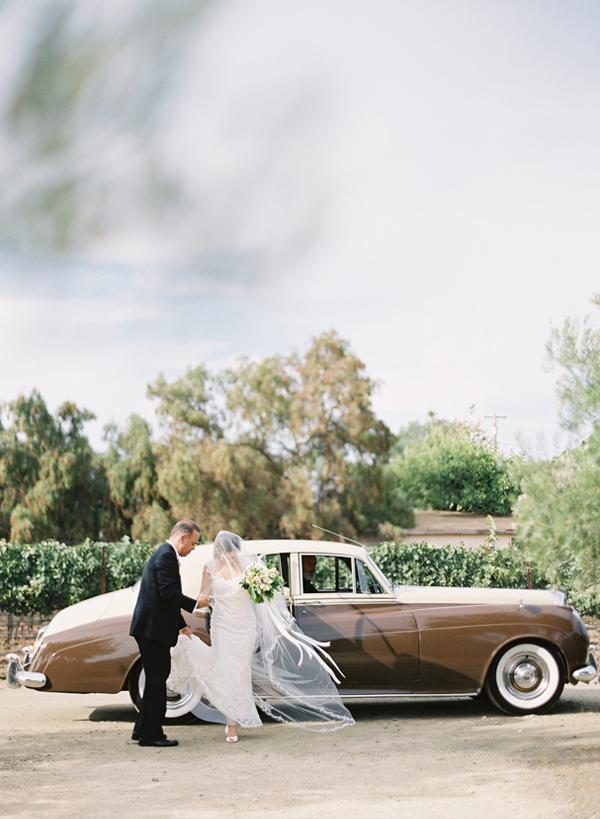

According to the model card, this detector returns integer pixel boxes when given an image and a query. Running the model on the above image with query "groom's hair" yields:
[170,519,201,540]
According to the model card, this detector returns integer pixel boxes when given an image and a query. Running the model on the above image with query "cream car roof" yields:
[245,539,365,558]
[179,539,368,597]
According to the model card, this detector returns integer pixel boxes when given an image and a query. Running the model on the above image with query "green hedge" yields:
[369,542,600,618]
[369,541,547,589]
[0,539,154,616]
[1,538,598,618]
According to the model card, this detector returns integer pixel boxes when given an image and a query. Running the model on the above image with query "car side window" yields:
[262,553,290,587]
[355,560,384,594]
[301,554,353,593]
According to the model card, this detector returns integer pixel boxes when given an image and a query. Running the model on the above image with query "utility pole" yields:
[484,414,507,453]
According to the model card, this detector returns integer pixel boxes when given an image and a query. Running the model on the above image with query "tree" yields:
[546,293,600,434]
[103,415,170,541]
[388,419,518,515]
[514,294,600,590]
[390,412,438,457]
[148,331,393,539]
[514,431,600,589]
[0,391,115,542]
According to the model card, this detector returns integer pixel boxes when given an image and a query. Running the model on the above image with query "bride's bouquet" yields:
[240,562,284,604]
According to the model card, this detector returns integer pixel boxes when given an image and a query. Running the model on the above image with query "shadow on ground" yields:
[86,687,600,725]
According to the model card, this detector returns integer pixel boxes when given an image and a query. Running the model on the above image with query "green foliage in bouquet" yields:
[239,563,284,604]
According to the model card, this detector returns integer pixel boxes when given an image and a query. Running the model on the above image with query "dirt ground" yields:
[1,684,599,819]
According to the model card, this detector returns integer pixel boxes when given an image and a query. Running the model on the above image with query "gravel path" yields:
[1,684,599,819]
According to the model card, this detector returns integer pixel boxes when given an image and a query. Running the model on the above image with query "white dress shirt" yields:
[167,539,180,565]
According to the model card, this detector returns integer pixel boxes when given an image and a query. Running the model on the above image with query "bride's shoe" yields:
[225,726,239,743]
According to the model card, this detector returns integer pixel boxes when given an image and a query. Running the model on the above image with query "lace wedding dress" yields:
[168,531,354,732]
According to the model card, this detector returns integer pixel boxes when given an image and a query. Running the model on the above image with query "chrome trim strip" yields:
[339,692,479,699]
[295,596,399,606]
[259,692,480,700]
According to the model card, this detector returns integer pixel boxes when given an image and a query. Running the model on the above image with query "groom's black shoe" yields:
[138,737,179,747]
[131,730,166,741]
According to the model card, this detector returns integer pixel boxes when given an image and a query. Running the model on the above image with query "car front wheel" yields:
[128,660,202,720]
[128,661,226,723]
[485,642,565,715]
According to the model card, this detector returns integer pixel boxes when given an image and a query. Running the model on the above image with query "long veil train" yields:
[168,532,354,732]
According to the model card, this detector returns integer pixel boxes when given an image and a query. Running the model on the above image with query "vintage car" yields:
[6,539,597,718]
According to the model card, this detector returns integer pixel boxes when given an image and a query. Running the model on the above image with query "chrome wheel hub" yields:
[503,653,549,700]
[510,660,541,692]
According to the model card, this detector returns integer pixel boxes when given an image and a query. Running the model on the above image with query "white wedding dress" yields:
[168,531,354,732]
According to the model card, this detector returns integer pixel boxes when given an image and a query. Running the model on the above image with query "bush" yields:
[369,541,600,618]
[513,428,600,591]
[369,541,547,589]
[388,422,519,514]
[1,538,598,619]
[0,539,154,616]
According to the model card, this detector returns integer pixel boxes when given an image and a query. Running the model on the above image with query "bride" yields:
[168,530,354,741]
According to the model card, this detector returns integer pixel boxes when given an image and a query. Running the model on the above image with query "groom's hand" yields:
[179,626,193,639]
[196,594,210,609]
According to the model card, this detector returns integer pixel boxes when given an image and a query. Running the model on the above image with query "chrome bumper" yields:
[571,652,598,684]
[6,653,47,690]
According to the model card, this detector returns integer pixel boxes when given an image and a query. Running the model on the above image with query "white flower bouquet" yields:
[239,562,284,604]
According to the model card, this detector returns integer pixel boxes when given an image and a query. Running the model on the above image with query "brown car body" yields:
[8,540,595,716]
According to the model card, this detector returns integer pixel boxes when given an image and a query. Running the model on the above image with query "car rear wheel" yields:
[485,642,564,715]
[128,661,226,723]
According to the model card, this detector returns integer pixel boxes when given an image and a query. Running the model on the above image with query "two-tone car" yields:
[7,539,597,718]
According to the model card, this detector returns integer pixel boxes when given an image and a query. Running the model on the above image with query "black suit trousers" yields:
[134,636,172,741]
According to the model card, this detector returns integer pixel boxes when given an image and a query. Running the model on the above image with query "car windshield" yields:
[355,559,384,594]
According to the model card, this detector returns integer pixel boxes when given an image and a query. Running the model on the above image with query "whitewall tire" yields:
[485,642,564,715]
[128,661,202,720]
[128,661,226,723]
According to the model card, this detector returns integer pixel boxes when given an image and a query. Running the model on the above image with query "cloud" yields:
[1,0,599,456]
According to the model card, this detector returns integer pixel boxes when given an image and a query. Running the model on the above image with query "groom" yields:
[130,519,209,747]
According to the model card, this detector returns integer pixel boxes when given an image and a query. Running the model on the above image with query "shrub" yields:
[0,539,154,616]
[388,422,519,514]
[369,541,600,618]
[1,538,598,619]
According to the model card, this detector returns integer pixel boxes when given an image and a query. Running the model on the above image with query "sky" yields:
[1,0,599,455]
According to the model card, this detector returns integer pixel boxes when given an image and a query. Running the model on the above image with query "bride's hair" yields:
[213,530,242,555]
[210,531,245,577]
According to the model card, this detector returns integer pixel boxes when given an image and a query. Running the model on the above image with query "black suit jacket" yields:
[129,543,197,647]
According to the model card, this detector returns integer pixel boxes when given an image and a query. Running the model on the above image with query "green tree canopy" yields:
[388,419,518,515]
[103,414,170,542]
[148,330,394,539]
[0,390,117,542]
[515,294,600,590]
